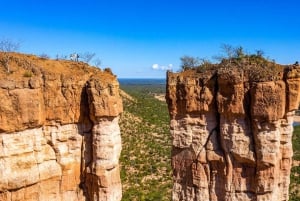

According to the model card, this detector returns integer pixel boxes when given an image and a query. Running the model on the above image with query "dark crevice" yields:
[0,181,38,193]
[208,72,226,199]
[244,81,258,198]
[79,83,93,201]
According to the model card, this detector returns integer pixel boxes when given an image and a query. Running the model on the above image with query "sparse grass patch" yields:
[23,70,32,77]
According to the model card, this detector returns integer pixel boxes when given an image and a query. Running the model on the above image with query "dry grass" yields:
[0,52,115,82]
[154,93,165,102]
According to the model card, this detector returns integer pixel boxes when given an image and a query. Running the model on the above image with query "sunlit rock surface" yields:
[166,65,300,201]
[0,53,123,201]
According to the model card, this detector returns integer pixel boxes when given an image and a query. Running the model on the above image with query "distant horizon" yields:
[118,77,166,79]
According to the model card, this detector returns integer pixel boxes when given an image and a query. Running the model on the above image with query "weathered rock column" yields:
[86,76,123,201]
[216,69,256,200]
[166,66,300,201]
[0,53,123,201]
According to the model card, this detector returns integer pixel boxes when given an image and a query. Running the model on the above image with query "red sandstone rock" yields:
[166,65,300,201]
[0,53,123,201]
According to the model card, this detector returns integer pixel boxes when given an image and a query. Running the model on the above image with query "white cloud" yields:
[152,64,159,69]
[151,63,173,71]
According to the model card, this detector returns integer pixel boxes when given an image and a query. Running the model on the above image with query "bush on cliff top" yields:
[180,44,298,82]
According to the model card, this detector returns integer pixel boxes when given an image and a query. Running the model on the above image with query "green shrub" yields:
[23,71,32,77]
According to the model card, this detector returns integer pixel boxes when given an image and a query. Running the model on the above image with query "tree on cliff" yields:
[180,56,200,70]
[0,38,20,73]
[80,52,96,63]
[213,44,245,63]
[93,58,102,68]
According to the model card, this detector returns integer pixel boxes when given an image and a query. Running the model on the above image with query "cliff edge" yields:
[166,63,300,201]
[0,53,123,201]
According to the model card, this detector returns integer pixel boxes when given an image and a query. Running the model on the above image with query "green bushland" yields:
[290,125,300,200]
[293,126,300,161]
[119,83,172,201]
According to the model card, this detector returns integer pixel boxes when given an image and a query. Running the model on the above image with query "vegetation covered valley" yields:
[119,81,172,200]
[290,125,300,200]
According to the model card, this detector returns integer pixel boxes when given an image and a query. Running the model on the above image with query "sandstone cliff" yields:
[0,53,123,201]
[166,64,300,201]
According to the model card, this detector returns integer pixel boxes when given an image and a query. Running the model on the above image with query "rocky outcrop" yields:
[166,65,300,201]
[0,53,123,201]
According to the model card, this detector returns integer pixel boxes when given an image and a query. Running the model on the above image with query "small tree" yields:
[235,46,245,58]
[39,53,50,59]
[220,44,236,63]
[80,52,96,63]
[180,56,200,71]
[212,44,236,63]
[93,58,102,68]
[213,44,247,64]
[255,49,265,57]
[104,67,113,74]
[0,38,20,73]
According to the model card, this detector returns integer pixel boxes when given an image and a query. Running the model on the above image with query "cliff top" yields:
[0,52,115,82]
[0,52,122,133]
[178,51,300,82]
[167,54,300,201]
[167,56,300,121]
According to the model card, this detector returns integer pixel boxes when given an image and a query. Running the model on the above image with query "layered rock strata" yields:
[166,66,300,201]
[0,53,122,201]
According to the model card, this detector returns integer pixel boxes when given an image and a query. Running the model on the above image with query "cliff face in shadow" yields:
[0,53,123,201]
[166,64,300,201]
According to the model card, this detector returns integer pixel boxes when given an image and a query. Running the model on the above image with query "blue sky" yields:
[0,0,299,78]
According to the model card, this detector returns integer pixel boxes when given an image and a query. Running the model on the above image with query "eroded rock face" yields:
[166,66,300,201]
[0,53,123,201]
